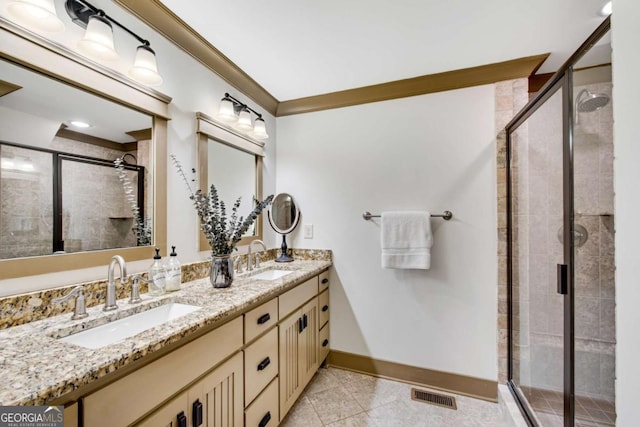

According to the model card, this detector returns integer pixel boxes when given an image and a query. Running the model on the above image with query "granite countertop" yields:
[0,259,331,406]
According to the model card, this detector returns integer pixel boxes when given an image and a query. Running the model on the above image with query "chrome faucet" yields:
[128,274,148,304]
[105,255,128,311]
[52,286,88,320]
[247,240,267,271]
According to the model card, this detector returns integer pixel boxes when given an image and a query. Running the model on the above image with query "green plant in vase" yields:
[171,154,273,287]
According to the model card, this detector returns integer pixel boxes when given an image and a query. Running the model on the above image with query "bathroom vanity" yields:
[0,259,331,427]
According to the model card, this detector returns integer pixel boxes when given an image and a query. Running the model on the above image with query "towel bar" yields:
[362,211,453,221]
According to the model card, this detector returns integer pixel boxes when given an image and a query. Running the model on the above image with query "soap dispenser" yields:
[149,248,166,296]
[165,246,182,292]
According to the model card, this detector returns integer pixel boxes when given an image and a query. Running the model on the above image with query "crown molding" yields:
[111,1,549,118]
[277,54,549,116]
[112,0,279,116]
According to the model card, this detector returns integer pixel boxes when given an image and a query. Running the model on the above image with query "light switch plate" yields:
[303,224,313,239]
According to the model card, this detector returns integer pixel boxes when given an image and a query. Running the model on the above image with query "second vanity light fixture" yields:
[216,93,269,140]
[4,0,163,86]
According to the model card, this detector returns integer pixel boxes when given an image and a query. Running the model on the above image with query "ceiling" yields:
[158,0,610,101]
[0,59,150,143]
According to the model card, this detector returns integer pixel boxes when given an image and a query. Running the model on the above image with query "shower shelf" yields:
[575,212,613,216]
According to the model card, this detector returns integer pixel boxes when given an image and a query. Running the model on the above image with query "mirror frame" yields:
[268,193,300,235]
[0,18,171,280]
[196,112,264,252]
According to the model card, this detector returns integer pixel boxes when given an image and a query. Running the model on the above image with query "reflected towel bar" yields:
[362,211,453,221]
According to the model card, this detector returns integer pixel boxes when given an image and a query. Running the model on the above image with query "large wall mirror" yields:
[1,58,153,258]
[196,112,264,252]
[0,20,170,280]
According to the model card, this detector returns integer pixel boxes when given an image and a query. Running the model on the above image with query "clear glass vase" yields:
[210,255,234,288]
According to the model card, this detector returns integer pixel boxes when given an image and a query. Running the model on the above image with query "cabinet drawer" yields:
[319,323,330,363]
[245,298,278,344]
[84,316,242,427]
[135,390,188,427]
[64,403,78,427]
[245,378,278,427]
[279,276,318,320]
[318,289,329,329]
[244,327,278,406]
[319,270,330,292]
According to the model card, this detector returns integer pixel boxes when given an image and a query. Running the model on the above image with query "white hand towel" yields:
[381,211,433,269]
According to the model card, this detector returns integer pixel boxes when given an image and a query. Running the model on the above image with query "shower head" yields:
[576,89,610,112]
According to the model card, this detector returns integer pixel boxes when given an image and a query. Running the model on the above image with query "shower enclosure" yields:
[507,18,614,427]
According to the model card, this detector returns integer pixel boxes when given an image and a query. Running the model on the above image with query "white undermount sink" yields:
[58,302,201,349]
[251,269,293,280]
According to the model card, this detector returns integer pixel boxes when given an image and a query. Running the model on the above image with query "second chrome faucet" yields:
[247,240,267,272]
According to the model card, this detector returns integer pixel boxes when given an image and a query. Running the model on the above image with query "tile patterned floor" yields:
[525,387,616,427]
[279,367,503,426]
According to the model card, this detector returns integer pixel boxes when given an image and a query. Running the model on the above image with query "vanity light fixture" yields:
[5,0,65,33]
[77,12,118,61]
[600,1,612,16]
[65,0,163,85]
[215,93,269,140]
[1,155,35,172]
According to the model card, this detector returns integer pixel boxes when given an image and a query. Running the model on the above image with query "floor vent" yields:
[411,388,457,410]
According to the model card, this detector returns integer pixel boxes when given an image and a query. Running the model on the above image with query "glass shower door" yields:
[570,37,616,425]
[509,84,567,427]
[507,17,613,427]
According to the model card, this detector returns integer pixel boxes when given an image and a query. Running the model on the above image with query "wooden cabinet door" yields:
[279,308,302,419]
[299,297,319,387]
[135,391,188,427]
[279,296,319,421]
[188,352,244,427]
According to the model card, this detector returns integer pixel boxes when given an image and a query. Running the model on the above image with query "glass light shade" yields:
[128,45,163,86]
[235,107,253,131]
[251,117,269,140]
[216,98,238,123]
[5,0,64,33]
[77,15,118,62]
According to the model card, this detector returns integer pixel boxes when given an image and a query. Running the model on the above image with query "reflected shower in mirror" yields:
[268,193,300,262]
[0,58,153,259]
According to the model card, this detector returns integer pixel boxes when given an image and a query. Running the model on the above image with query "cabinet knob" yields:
[322,305,329,312]
[303,314,308,329]
[298,317,304,333]
[192,399,203,427]
[177,411,187,427]
[257,356,271,371]
[322,339,329,347]
[257,313,271,325]
[321,278,329,284]
[258,411,272,427]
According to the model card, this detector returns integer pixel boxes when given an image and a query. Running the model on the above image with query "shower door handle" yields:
[557,264,568,295]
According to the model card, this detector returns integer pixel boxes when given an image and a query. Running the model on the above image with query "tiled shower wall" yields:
[0,136,147,258]
[572,80,615,401]
[496,78,529,384]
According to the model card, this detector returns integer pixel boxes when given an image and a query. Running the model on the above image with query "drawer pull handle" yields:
[192,399,203,427]
[257,313,271,325]
[303,313,308,329]
[322,278,329,284]
[257,356,271,371]
[322,305,329,312]
[322,339,329,347]
[258,411,271,427]
[177,411,187,427]
[298,317,303,333]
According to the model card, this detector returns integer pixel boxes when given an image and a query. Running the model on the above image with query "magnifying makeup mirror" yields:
[267,193,300,262]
